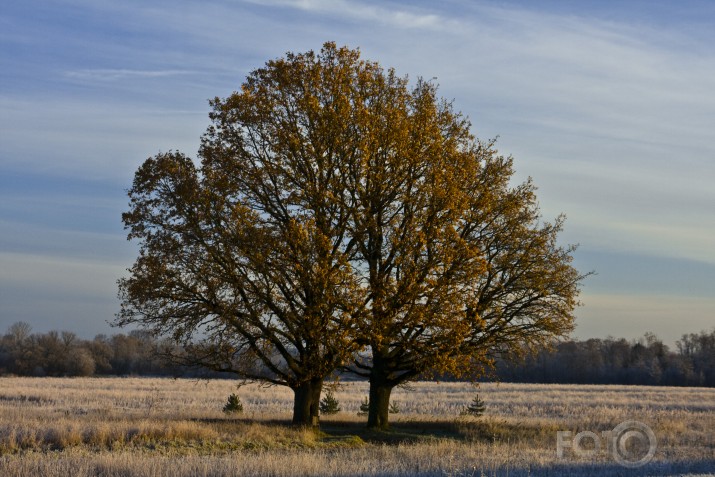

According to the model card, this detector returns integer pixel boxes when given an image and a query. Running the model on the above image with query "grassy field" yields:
[0,377,713,476]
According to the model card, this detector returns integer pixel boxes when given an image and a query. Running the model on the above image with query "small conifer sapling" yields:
[357,396,370,416]
[461,394,486,417]
[223,393,244,414]
[319,390,341,415]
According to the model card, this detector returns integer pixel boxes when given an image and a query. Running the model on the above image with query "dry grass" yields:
[0,377,713,476]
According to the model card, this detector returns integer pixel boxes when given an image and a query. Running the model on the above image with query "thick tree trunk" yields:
[309,377,322,423]
[291,378,323,427]
[367,375,393,430]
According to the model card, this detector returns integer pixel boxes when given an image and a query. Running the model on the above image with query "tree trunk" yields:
[367,375,393,430]
[309,376,322,423]
[291,378,323,427]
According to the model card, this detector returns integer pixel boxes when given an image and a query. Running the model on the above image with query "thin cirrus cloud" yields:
[64,69,196,82]
[247,0,448,30]
[0,95,207,181]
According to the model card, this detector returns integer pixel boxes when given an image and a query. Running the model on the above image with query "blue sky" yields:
[1,0,714,345]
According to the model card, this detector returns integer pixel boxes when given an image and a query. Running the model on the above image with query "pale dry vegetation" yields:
[0,377,713,476]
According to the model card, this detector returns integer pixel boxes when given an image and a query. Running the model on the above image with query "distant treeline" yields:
[493,330,715,387]
[1,321,713,387]
[0,323,175,377]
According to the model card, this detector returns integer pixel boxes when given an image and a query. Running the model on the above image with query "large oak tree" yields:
[117,42,585,429]
[117,45,369,426]
[346,139,585,428]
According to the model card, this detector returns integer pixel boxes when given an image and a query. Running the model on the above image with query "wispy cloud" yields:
[64,69,195,82]
[0,96,206,181]
[248,0,449,30]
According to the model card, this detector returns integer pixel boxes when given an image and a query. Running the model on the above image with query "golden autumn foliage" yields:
[118,43,586,429]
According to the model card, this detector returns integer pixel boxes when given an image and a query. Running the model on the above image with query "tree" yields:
[222,394,244,414]
[117,42,585,428]
[677,329,715,386]
[118,43,368,426]
[7,321,32,343]
[339,88,585,428]
[319,390,341,415]
[338,78,487,428]
[86,334,114,374]
[2,322,34,374]
[460,394,486,417]
[65,347,96,377]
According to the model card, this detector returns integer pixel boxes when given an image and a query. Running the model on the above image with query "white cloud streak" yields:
[246,0,448,30]
[64,69,195,81]
[0,96,207,182]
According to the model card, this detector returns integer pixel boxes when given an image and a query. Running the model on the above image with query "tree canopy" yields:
[117,42,586,428]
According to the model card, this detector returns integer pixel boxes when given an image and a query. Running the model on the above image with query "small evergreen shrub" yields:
[460,394,486,417]
[319,390,341,415]
[357,396,370,416]
[222,393,243,414]
[357,397,401,415]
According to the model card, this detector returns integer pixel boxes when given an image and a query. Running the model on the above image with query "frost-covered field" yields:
[0,377,713,476]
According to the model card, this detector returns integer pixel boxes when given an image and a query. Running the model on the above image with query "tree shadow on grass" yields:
[185,417,715,475]
[320,419,464,445]
[192,416,557,446]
